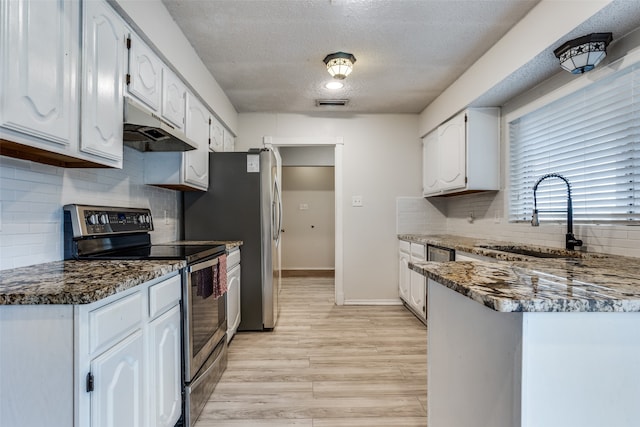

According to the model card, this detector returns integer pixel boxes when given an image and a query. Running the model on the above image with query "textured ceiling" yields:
[161,0,640,114]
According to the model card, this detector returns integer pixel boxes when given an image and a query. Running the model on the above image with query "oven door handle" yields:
[188,257,219,273]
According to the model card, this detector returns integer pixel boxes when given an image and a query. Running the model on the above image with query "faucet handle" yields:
[566,234,583,250]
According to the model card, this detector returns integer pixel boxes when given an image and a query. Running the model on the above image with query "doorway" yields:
[264,136,344,304]
[279,149,335,277]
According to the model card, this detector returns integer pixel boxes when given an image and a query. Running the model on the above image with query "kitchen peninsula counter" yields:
[400,234,640,427]
[400,233,640,312]
[0,259,185,305]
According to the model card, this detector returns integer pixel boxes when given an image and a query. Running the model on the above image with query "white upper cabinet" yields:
[184,93,210,190]
[422,108,500,197]
[422,131,439,195]
[437,112,466,192]
[143,91,210,191]
[1,0,79,147]
[161,68,186,131]
[80,0,127,166]
[126,33,162,112]
[209,116,224,152]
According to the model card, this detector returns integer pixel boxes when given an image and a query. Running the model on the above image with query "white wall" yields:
[237,113,422,303]
[0,147,181,270]
[281,167,334,270]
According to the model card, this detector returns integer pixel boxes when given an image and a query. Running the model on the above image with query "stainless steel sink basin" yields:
[477,245,581,259]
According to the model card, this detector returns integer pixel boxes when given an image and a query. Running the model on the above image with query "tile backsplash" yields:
[0,147,181,270]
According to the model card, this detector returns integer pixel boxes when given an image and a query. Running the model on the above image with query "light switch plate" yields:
[352,195,363,207]
[299,203,309,210]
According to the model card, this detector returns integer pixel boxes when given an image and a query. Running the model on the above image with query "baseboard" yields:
[281,269,335,278]
[343,299,404,306]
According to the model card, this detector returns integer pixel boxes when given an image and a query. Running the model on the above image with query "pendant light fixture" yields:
[323,52,356,80]
[553,33,613,75]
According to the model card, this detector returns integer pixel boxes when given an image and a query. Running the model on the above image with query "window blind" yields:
[509,63,640,224]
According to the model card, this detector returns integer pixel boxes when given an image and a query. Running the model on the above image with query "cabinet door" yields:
[90,330,145,427]
[226,264,241,342]
[161,68,186,130]
[80,0,125,164]
[0,0,78,146]
[437,112,466,192]
[149,305,182,427]
[409,269,426,319]
[184,93,210,190]
[422,131,439,196]
[209,116,224,152]
[399,251,410,303]
[127,33,162,111]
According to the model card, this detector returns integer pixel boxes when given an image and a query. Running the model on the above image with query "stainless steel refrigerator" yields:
[183,148,282,331]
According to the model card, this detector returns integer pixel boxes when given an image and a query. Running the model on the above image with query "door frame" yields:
[263,136,344,305]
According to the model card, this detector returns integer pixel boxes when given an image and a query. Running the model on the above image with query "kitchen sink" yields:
[476,245,582,259]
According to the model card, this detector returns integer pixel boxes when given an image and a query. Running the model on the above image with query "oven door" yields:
[183,256,227,381]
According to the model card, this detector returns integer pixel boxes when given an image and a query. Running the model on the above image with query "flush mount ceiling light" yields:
[325,81,344,90]
[553,33,613,75]
[323,52,356,80]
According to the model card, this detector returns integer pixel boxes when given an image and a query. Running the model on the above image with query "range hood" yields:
[123,98,197,152]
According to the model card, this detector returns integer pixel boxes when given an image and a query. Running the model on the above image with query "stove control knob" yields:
[145,214,151,224]
[99,214,109,225]
[138,215,146,224]
[87,214,98,225]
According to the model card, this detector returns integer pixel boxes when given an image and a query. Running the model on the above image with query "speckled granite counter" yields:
[399,234,640,312]
[166,240,243,251]
[0,260,185,305]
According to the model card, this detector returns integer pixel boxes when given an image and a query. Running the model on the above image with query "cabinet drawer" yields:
[89,291,143,354]
[410,243,426,260]
[149,274,182,319]
[399,240,411,253]
[226,248,240,270]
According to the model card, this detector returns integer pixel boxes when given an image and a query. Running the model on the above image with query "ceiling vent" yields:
[316,99,349,107]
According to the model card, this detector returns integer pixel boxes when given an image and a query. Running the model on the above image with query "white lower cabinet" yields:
[0,272,182,427]
[409,269,427,320]
[398,240,426,324]
[226,247,241,343]
[398,240,411,303]
[80,273,182,427]
[149,305,182,427]
[90,330,145,427]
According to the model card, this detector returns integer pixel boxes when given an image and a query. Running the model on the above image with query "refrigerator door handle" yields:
[273,179,283,246]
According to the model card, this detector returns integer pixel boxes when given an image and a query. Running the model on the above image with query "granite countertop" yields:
[0,260,185,305]
[167,240,243,250]
[400,234,640,313]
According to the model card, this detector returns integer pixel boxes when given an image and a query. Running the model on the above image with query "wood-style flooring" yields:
[194,277,427,427]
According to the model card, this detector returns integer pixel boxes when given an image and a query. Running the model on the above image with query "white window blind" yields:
[509,63,640,224]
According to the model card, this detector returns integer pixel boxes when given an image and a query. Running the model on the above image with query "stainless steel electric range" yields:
[63,204,227,427]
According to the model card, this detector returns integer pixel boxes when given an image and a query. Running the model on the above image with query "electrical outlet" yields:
[352,195,363,207]
[494,210,501,224]
[164,210,169,225]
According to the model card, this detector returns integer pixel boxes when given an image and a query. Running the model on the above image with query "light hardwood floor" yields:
[194,277,427,427]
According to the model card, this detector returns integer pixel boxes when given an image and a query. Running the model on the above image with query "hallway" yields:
[195,276,427,426]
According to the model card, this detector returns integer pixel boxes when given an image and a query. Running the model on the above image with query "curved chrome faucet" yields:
[531,173,583,250]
